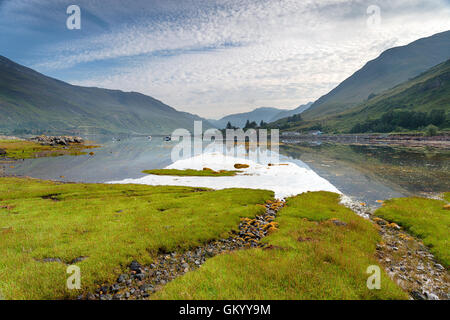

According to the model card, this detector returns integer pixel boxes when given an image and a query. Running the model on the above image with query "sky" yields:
[1,0,449,119]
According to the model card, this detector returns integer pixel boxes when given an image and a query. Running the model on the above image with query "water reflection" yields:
[4,137,449,204]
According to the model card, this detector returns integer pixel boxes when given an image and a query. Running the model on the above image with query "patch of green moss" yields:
[0,140,97,159]
[143,168,238,177]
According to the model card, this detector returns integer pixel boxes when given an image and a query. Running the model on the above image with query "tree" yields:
[226,121,233,129]
[425,124,438,137]
[428,109,446,126]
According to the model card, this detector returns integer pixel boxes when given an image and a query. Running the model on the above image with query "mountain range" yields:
[302,30,450,120]
[208,102,312,129]
[0,55,211,135]
[273,58,450,133]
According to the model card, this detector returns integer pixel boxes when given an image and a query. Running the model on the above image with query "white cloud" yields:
[8,0,450,118]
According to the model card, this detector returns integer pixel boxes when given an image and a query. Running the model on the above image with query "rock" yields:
[434,264,445,271]
[117,274,128,283]
[129,260,142,273]
[443,204,450,211]
[111,284,120,293]
[331,219,347,227]
[133,273,145,281]
[99,294,112,301]
[86,293,96,300]
[140,284,153,293]
[113,294,123,300]
[411,291,426,300]
[387,223,401,230]
[98,285,109,294]
[425,292,439,300]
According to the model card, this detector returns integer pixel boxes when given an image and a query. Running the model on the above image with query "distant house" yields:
[309,130,323,136]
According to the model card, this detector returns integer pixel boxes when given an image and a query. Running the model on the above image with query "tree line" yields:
[350,109,448,134]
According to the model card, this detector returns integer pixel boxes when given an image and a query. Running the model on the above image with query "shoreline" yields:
[280,134,450,149]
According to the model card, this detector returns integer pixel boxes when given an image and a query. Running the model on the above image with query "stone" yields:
[133,273,145,281]
[434,264,445,271]
[111,284,120,293]
[86,293,96,300]
[129,260,142,273]
[117,274,128,283]
[425,292,439,300]
[411,291,426,300]
[140,284,153,293]
[331,219,347,227]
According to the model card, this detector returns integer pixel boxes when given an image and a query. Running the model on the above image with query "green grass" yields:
[143,168,239,177]
[154,192,407,300]
[375,194,450,268]
[444,192,450,202]
[0,177,273,300]
[0,140,96,159]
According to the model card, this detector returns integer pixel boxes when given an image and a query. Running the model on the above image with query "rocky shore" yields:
[29,135,84,146]
[80,200,285,300]
[281,134,450,149]
[345,201,449,300]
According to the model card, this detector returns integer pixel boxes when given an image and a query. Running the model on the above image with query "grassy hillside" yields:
[272,59,450,133]
[302,30,450,120]
[0,56,210,135]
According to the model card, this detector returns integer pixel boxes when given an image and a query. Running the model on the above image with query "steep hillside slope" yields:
[302,30,450,120]
[0,56,208,135]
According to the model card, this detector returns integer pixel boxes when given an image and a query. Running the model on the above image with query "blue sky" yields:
[1,0,450,118]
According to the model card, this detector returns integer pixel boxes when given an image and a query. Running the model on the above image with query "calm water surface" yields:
[4,137,449,205]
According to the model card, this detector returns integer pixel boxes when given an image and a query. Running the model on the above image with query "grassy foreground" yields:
[0,178,272,300]
[154,192,407,300]
[0,140,96,159]
[375,193,450,268]
[143,168,238,177]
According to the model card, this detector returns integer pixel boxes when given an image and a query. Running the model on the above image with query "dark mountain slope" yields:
[0,55,209,135]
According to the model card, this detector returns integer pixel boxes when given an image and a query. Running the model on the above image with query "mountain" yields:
[273,59,450,133]
[271,102,313,121]
[302,30,450,120]
[209,103,312,129]
[0,55,211,135]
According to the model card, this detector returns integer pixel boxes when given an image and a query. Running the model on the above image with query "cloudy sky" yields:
[1,0,449,118]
